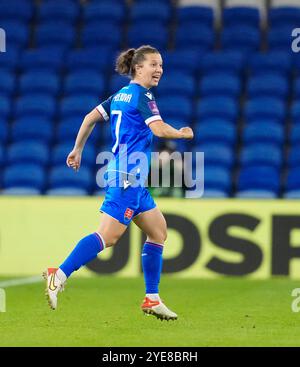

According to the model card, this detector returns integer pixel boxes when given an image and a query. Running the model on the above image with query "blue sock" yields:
[141,241,163,294]
[60,233,105,278]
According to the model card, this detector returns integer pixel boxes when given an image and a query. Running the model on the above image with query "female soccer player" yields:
[44,45,193,320]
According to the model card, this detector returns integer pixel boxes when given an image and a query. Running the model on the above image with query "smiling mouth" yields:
[152,76,160,82]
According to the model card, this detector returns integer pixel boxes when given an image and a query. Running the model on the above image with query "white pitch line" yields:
[0,276,43,288]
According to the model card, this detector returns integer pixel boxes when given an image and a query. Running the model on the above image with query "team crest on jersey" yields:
[124,208,134,221]
[148,101,159,115]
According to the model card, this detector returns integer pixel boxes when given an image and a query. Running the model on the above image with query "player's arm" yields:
[149,119,194,140]
[67,95,112,171]
[137,92,193,140]
[66,108,103,171]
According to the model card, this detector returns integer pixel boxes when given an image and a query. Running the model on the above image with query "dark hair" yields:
[115,45,159,77]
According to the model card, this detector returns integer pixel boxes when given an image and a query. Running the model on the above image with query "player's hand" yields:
[179,127,194,140]
[66,149,82,172]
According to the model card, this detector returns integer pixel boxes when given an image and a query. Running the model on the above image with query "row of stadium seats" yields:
[4,18,300,53]
[2,0,300,28]
[2,94,300,124]
[3,49,300,77]
[2,162,300,199]
[3,119,300,149]
[3,70,300,100]
[2,141,300,170]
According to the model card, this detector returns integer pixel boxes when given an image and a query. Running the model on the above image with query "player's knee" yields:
[96,232,118,248]
[162,229,167,243]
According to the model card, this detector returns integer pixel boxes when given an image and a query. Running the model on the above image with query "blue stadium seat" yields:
[223,7,260,28]
[162,49,202,74]
[235,190,277,198]
[197,97,238,122]
[127,22,168,50]
[193,143,234,168]
[284,190,300,199]
[175,24,215,51]
[67,48,113,72]
[238,166,280,194]
[269,7,300,28]
[19,71,60,95]
[0,121,8,143]
[290,125,300,144]
[177,6,214,28]
[242,122,284,146]
[131,1,171,23]
[109,75,131,94]
[7,142,49,166]
[204,166,232,193]
[247,74,289,99]
[0,71,15,97]
[244,97,286,123]
[201,189,229,198]
[293,79,300,99]
[248,51,292,76]
[201,51,246,76]
[60,96,99,119]
[291,101,300,123]
[39,0,79,23]
[288,145,300,167]
[52,143,96,167]
[0,50,19,71]
[14,95,56,118]
[81,22,122,49]
[0,0,33,22]
[99,125,112,145]
[1,188,41,195]
[156,72,195,98]
[157,96,192,121]
[0,20,29,49]
[11,117,53,143]
[21,48,65,72]
[200,73,241,98]
[0,97,11,119]
[83,1,125,23]
[57,118,100,144]
[268,26,294,51]
[48,166,93,192]
[46,188,89,196]
[64,71,105,96]
[286,167,300,192]
[221,25,260,53]
[0,145,4,166]
[36,22,75,50]
[195,122,236,146]
[240,143,282,168]
[3,164,45,190]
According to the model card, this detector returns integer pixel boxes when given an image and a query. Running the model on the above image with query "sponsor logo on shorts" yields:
[124,208,134,221]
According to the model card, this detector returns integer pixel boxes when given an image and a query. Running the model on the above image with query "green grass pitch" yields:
[1,276,300,347]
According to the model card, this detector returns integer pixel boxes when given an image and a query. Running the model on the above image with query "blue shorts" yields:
[100,186,156,225]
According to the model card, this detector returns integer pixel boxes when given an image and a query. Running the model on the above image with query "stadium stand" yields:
[0,0,299,198]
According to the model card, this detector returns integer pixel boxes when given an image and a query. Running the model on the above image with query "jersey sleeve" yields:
[96,95,113,121]
[137,91,162,126]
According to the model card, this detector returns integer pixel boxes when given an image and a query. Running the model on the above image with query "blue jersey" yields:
[96,82,162,186]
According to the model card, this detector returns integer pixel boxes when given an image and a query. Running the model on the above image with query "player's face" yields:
[137,53,163,88]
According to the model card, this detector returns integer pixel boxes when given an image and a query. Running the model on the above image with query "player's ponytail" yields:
[115,45,159,78]
[115,48,136,76]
